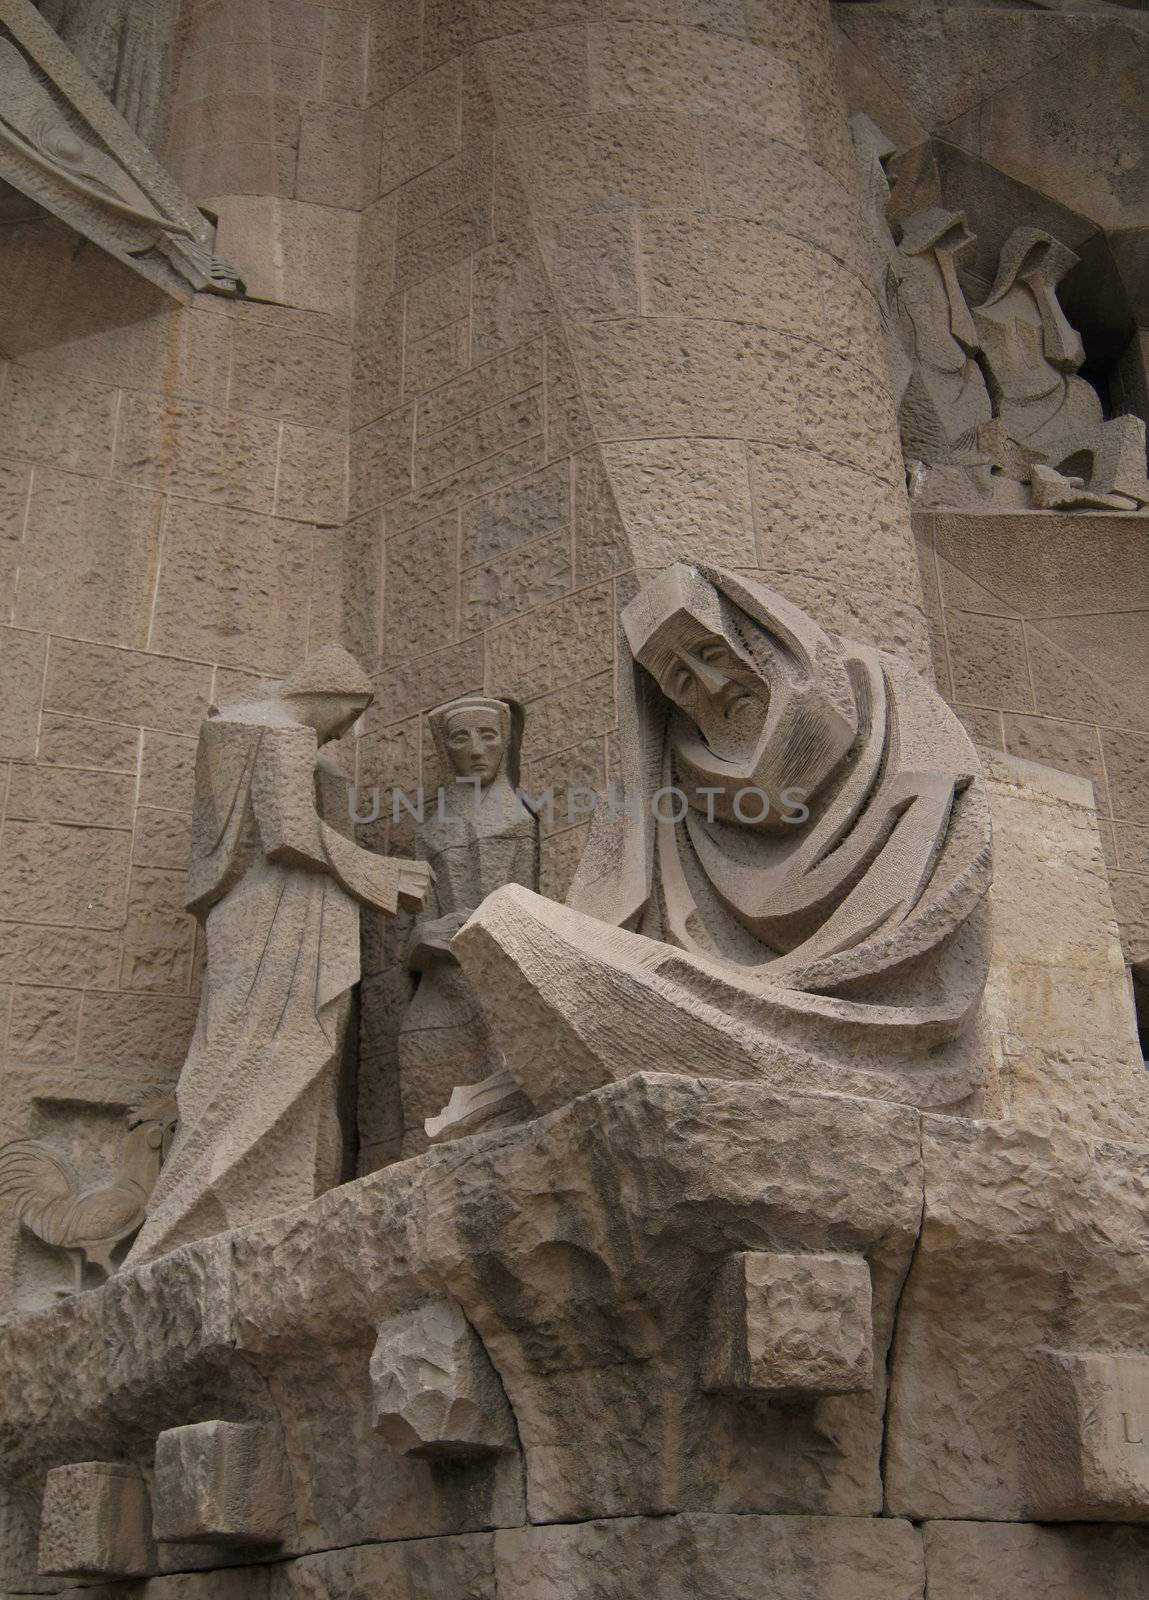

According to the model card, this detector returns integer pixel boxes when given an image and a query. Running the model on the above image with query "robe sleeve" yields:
[253,726,405,915]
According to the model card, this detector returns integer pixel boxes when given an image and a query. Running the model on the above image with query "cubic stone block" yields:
[38,1461,152,1578]
[1025,1350,1149,1520]
[702,1252,874,1399]
[152,1421,292,1546]
[370,1297,517,1459]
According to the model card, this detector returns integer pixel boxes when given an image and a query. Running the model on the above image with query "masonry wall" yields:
[0,0,368,1308]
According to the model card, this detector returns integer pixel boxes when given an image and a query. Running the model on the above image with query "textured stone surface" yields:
[38,1462,152,1578]
[371,1298,517,1458]
[153,1421,293,1546]
[702,1252,873,1400]
[922,1519,1149,1599]
[495,1514,926,1600]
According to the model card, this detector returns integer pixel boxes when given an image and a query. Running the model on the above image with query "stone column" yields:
[477,0,930,668]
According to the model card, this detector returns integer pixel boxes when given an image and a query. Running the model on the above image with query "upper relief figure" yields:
[125,646,431,1267]
[851,115,1149,513]
[398,696,538,1152]
[443,566,993,1134]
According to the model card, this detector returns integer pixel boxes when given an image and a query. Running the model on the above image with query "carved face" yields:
[639,616,771,763]
[443,706,508,785]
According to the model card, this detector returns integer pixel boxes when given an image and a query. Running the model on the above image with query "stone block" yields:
[1101,727,1149,825]
[1025,1350,1149,1521]
[5,766,135,829]
[120,867,197,994]
[385,436,547,538]
[602,438,756,568]
[150,502,314,674]
[14,472,164,649]
[640,217,823,337]
[495,1513,925,1599]
[321,7,369,106]
[38,1462,152,1578]
[1002,715,1108,810]
[588,24,805,147]
[378,63,462,195]
[277,425,349,524]
[0,627,46,762]
[351,405,414,517]
[6,986,81,1064]
[139,732,198,812]
[543,331,594,459]
[748,445,919,598]
[113,394,280,514]
[460,461,569,568]
[210,198,358,327]
[573,448,631,583]
[0,456,31,543]
[702,1251,873,1399]
[0,823,130,930]
[280,1533,496,1598]
[538,822,590,901]
[227,320,351,432]
[371,1299,517,1459]
[153,1421,293,1547]
[373,638,484,725]
[419,342,544,437]
[77,993,198,1075]
[461,530,571,633]
[701,128,863,274]
[44,643,212,736]
[0,364,117,477]
[383,514,459,663]
[922,1518,1149,1599]
[507,111,706,216]
[789,337,903,485]
[0,925,122,990]
[485,581,614,702]
[415,388,543,487]
[404,319,469,397]
[469,239,555,366]
[538,212,639,321]
[37,716,139,773]
[569,318,798,443]
[945,611,1034,712]
[296,102,367,209]
[132,810,194,872]
[519,671,615,764]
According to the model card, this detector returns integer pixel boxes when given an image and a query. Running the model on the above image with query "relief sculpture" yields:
[440,565,993,1131]
[123,646,431,1266]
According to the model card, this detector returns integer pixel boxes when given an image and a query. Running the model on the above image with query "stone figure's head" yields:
[980,226,1083,370]
[622,565,859,828]
[430,696,514,787]
[279,644,373,744]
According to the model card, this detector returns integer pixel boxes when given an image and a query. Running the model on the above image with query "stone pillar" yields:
[476,0,930,668]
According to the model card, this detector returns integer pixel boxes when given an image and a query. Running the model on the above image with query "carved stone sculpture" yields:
[396,695,538,1152]
[892,207,993,466]
[0,0,240,299]
[123,645,431,1266]
[851,115,1149,513]
[0,1096,177,1291]
[34,0,176,146]
[443,565,992,1127]
[974,228,1149,509]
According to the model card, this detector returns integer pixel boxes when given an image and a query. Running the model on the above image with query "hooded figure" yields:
[397,696,538,1152]
[450,568,993,1123]
[125,645,430,1265]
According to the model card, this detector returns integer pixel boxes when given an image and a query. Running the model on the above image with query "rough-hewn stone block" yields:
[38,1462,152,1578]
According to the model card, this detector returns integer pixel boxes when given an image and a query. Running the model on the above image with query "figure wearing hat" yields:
[126,645,431,1265]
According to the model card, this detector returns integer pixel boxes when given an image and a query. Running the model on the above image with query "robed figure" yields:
[126,646,430,1264]
[448,566,993,1125]
[398,696,538,1152]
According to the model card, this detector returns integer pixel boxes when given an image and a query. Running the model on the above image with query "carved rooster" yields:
[0,1097,178,1292]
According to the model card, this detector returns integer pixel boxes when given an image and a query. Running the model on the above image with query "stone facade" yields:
[0,0,1147,1594]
